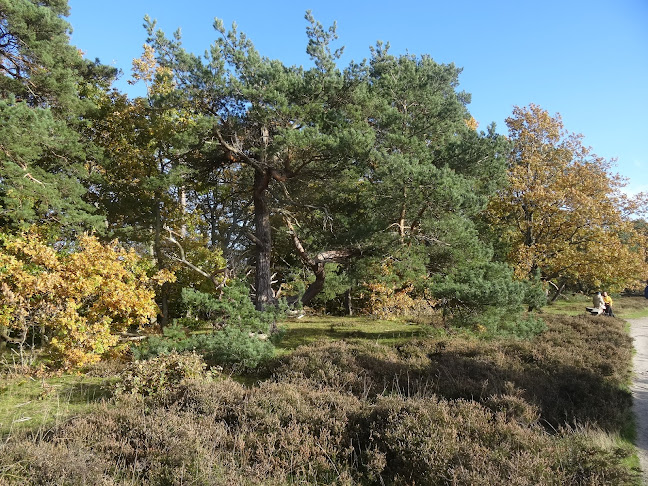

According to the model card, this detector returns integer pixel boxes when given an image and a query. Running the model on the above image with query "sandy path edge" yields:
[629,316,648,484]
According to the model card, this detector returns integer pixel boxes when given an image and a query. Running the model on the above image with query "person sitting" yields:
[586,291,605,315]
[602,292,614,317]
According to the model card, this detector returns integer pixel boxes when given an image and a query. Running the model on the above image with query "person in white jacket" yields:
[586,292,606,315]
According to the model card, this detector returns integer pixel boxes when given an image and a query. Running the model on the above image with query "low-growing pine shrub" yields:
[180,280,286,332]
[132,324,274,370]
[198,326,275,369]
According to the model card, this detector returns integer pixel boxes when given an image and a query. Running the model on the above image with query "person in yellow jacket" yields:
[602,292,614,317]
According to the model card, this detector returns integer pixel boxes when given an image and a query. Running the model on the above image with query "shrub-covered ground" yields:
[0,310,642,485]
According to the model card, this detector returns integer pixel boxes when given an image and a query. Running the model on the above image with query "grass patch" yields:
[275,315,429,354]
[541,293,590,316]
[0,374,110,439]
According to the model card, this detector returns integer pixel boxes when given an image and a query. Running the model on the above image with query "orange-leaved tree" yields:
[487,104,647,298]
[0,232,174,369]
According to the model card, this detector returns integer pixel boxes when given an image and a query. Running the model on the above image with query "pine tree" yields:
[142,13,373,310]
[0,0,115,236]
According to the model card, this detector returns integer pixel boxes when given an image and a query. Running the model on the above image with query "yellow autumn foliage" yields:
[363,282,420,319]
[488,104,648,292]
[0,232,174,369]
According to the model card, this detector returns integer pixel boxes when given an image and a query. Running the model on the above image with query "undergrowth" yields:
[0,311,641,485]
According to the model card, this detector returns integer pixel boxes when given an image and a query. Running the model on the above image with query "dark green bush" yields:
[432,260,546,330]
[132,323,274,370]
[198,326,274,369]
[131,280,285,370]
[181,279,286,332]
[131,324,189,359]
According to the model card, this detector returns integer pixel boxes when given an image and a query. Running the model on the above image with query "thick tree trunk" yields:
[253,169,276,311]
[301,263,326,307]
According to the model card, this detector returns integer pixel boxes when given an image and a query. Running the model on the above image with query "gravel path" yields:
[629,316,648,484]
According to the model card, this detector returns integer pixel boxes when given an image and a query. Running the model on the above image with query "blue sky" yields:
[67,0,648,196]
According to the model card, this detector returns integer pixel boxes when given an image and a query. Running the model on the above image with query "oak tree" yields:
[0,231,172,369]
[488,104,648,296]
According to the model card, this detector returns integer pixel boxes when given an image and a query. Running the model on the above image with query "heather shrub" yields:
[217,381,361,482]
[82,356,129,377]
[0,374,638,485]
[18,395,236,485]
[274,313,633,432]
[162,379,363,481]
[2,378,362,485]
[114,351,209,397]
[0,312,638,485]
[0,440,117,485]
[551,430,638,486]
[351,395,637,485]
[273,340,409,397]
[482,388,540,426]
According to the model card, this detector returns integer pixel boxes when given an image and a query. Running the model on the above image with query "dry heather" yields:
[0,314,640,485]
[275,314,633,431]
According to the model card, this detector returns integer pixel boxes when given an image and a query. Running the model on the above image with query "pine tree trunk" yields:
[301,263,326,307]
[253,169,276,310]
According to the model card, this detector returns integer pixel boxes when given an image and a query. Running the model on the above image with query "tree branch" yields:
[283,215,315,269]
[164,227,228,289]
[212,126,264,171]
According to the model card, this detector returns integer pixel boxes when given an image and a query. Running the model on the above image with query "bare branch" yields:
[212,126,264,171]
[23,173,44,185]
[163,227,228,289]
[244,230,264,247]
[283,215,315,269]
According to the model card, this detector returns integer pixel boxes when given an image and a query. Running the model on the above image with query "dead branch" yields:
[23,172,44,185]
[164,227,228,290]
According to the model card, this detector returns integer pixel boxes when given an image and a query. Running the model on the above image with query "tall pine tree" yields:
[0,0,115,236]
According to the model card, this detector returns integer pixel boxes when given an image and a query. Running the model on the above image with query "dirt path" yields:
[629,316,648,484]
